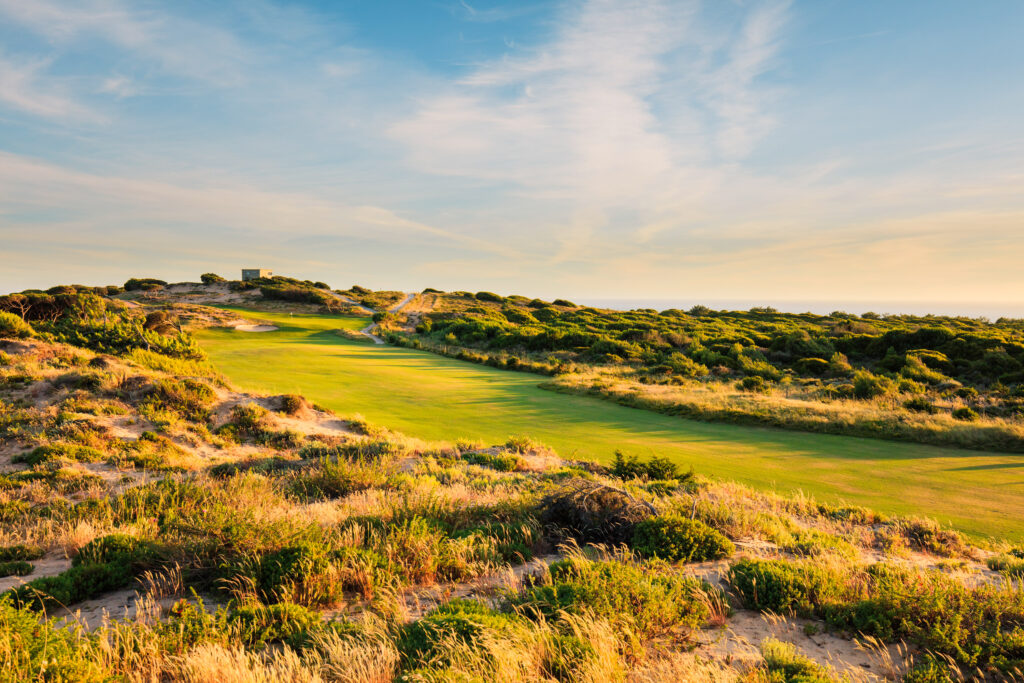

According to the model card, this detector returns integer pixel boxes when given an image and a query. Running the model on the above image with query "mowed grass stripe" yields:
[195,309,1024,540]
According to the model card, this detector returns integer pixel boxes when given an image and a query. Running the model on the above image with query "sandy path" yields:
[325,291,374,315]
[390,293,416,313]
[351,292,416,344]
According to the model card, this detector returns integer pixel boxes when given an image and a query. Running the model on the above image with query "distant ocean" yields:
[576,299,1024,320]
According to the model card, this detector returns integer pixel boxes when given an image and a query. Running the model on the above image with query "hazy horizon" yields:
[4,268,1022,320]
[1,1,1022,300]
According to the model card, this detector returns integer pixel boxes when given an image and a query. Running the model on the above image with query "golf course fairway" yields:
[196,309,1024,540]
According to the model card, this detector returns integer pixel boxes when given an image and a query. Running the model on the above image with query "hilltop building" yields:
[241,268,272,281]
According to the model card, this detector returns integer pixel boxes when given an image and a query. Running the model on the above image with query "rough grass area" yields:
[4,325,1022,681]
[196,309,1024,540]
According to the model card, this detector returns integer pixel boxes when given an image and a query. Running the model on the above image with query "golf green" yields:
[196,309,1024,540]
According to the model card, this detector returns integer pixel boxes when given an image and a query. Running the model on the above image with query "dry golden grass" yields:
[551,368,1024,452]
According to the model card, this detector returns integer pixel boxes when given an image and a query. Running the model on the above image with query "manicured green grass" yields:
[196,309,1024,540]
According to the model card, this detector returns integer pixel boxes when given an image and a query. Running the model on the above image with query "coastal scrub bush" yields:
[904,397,938,414]
[853,370,896,399]
[760,639,836,683]
[508,555,716,642]
[227,602,323,648]
[729,557,1024,669]
[123,278,167,291]
[0,312,33,339]
[630,515,734,562]
[0,545,44,562]
[10,534,165,610]
[952,407,979,421]
[0,561,33,578]
[200,273,226,284]
[610,451,686,481]
[398,598,529,668]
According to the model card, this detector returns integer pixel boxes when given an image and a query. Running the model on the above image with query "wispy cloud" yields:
[390,0,791,260]
[0,151,520,259]
[0,0,253,86]
[0,53,98,120]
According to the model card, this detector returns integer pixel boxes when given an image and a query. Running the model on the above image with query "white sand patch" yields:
[234,324,278,332]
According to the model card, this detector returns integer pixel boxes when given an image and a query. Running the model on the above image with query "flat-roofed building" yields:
[241,268,272,281]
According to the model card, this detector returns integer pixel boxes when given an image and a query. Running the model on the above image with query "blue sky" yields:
[1,0,1022,304]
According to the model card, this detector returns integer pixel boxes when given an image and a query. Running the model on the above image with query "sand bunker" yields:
[234,324,278,332]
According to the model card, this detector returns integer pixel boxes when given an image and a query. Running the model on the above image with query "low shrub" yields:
[124,278,167,291]
[200,273,226,284]
[228,602,323,648]
[987,554,1024,578]
[630,515,734,562]
[398,599,529,669]
[901,655,959,683]
[507,555,716,644]
[729,558,1024,669]
[463,450,524,472]
[222,542,342,607]
[610,451,688,481]
[952,406,979,422]
[760,638,836,682]
[13,443,105,466]
[0,544,44,562]
[0,561,33,578]
[0,598,109,679]
[0,312,33,339]
[277,394,307,416]
[737,376,769,393]
[904,397,938,414]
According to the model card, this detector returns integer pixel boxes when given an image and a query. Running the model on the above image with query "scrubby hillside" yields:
[3,297,1024,681]
[377,290,1024,452]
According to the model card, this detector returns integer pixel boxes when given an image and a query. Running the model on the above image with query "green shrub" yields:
[760,638,836,682]
[610,451,687,481]
[474,291,504,303]
[853,370,895,399]
[398,599,528,668]
[288,457,389,500]
[630,515,734,562]
[0,544,44,562]
[228,602,322,648]
[738,375,769,393]
[124,278,167,291]
[0,561,33,578]
[223,542,341,607]
[904,397,938,414]
[13,443,105,466]
[729,558,1024,669]
[952,406,979,421]
[74,533,163,568]
[727,558,845,615]
[987,554,1024,578]
[463,450,524,472]
[200,273,226,284]
[0,312,33,339]
[277,394,306,415]
[901,655,958,683]
[508,556,715,642]
[9,534,166,610]
[0,598,109,680]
